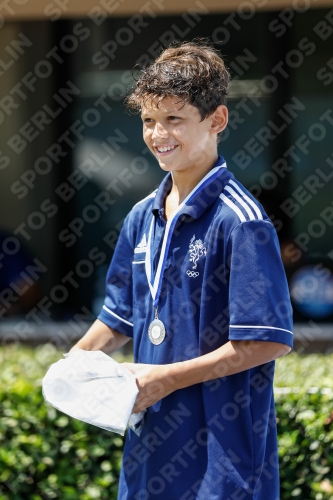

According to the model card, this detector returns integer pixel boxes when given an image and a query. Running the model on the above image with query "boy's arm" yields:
[70,319,131,354]
[124,339,291,413]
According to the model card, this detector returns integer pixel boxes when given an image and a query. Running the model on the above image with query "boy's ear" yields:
[210,105,228,135]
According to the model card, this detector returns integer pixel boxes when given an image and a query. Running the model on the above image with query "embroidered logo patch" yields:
[186,235,206,278]
[134,234,148,253]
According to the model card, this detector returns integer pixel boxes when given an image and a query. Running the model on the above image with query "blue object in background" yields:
[290,265,333,319]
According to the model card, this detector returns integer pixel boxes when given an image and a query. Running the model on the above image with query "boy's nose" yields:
[152,122,169,139]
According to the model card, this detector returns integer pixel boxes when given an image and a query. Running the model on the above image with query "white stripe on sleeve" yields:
[230,324,293,335]
[224,185,256,220]
[228,180,263,220]
[102,305,134,327]
[219,193,247,223]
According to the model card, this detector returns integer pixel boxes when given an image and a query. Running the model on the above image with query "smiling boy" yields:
[71,41,293,500]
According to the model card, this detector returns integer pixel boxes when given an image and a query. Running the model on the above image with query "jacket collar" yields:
[152,155,230,220]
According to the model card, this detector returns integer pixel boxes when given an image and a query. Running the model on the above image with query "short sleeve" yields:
[227,220,293,348]
[97,214,134,337]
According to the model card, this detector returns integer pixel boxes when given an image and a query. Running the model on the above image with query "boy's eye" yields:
[142,116,180,124]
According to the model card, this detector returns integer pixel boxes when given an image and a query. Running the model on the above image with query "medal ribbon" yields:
[145,157,226,309]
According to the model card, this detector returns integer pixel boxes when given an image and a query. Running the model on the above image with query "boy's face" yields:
[141,96,227,174]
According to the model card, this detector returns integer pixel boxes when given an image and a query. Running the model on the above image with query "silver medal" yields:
[148,310,165,345]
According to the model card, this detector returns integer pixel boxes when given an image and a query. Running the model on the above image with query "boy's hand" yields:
[122,362,177,413]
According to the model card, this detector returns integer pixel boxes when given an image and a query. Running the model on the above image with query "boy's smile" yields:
[154,144,178,156]
[141,96,228,176]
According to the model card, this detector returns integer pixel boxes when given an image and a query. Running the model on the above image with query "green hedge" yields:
[1,346,333,500]
[0,345,125,500]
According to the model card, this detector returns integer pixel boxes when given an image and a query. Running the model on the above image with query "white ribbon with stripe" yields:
[145,158,226,308]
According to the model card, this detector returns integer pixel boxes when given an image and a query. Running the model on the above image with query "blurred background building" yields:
[1,0,333,349]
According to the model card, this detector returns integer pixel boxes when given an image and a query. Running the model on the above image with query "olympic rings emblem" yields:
[186,270,199,278]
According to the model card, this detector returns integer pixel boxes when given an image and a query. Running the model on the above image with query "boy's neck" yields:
[164,153,219,219]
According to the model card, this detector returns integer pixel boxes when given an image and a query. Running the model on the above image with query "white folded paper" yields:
[42,349,144,435]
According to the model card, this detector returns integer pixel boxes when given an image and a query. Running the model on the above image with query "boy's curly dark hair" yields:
[125,39,230,132]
